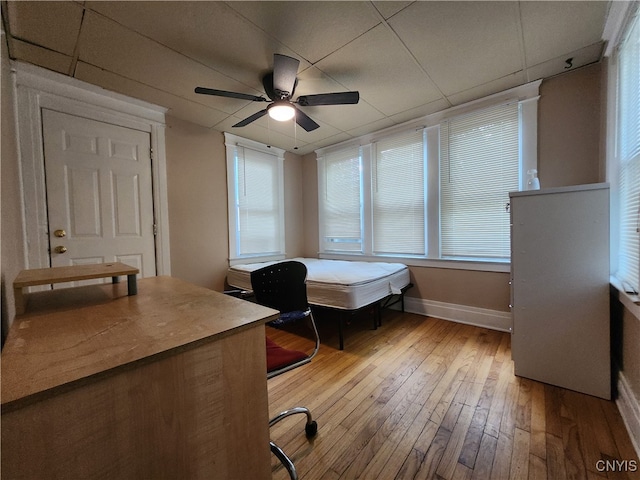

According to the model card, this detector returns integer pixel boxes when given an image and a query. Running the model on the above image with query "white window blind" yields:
[320,146,363,252]
[372,130,426,255]
[232,145,283,257]
[617,12,640,293]
[440,103,520,259]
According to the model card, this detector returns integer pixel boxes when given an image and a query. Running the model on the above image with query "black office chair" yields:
[250,260,320,480]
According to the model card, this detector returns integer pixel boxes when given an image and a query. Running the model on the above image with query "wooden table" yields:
[13,262,139,314]
[1,276,278,479]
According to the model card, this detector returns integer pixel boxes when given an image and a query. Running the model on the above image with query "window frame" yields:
[607,3,640,300]
[225,132,286,265]
[317,145,364,254]
[316,80,541,272]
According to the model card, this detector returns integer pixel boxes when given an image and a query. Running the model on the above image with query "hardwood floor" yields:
[266,310,639,480]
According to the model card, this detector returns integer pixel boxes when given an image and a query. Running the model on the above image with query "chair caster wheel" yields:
[305,420,318,437]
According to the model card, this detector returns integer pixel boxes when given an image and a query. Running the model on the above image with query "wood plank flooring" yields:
[266,310,639,480]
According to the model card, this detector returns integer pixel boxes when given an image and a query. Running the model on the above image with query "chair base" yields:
[271,441,298,480]
[270,407,318,480]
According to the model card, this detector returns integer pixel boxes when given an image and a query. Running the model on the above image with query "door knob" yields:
[54,229,66,238]
[54,246,67,254]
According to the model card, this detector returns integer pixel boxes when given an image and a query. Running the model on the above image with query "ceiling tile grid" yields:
[3,0,610,154]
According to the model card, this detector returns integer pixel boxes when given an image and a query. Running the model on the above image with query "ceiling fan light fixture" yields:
[268,102,295,122]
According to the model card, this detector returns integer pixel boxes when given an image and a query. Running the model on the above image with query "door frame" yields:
[12,61,170,275]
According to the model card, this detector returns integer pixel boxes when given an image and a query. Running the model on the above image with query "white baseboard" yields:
[616,372,640,459]
[403,297,512,332]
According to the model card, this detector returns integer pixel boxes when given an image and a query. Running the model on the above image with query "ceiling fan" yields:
[195,54,359,132]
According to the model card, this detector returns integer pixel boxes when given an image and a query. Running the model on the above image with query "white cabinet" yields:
[510,183,610,399]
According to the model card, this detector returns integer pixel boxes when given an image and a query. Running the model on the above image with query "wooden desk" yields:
[1,276,278,479]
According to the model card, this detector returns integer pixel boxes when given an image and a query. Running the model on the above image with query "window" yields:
[373,130,426,256]
[319,146,363,253]
[614,11,640,293]
[225,133,285,264]
[440,103,520,260]
[316,81,539,268]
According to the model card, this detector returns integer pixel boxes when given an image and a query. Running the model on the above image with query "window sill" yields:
[318,253,510,273]
[610,276,640,322]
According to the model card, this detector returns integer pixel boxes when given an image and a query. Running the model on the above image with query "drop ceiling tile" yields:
[227,1,381,63]
[294,66,386,131]
[300,131,355,154]
[86,1,304,91]
[294,65,356,98]
[346,117,397,138]
[371,1,413,20]
[389,1,523,96]
[74,62,230,128]
[8,38,73,75]
[76,10,263,115]
[520,1,609,67]
[300,102,385,133]
[525,42,604,83]
[6,1,84,56]
[315,24,441,116]
[446,71,527,106]
[388,98,452,125]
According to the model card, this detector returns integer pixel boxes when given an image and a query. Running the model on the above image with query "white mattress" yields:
[227,258,410,310]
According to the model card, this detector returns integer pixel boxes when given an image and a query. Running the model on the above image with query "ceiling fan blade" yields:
[297,91,360,106]
[233,109,269,128]
[294,106,320,132]
[195,87,266,102]
[272,54,300,98]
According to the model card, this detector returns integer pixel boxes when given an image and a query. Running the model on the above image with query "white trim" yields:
[519,96,540,190]
[12,61,171,275]
[603,1,637,57]
[425,125,440,258]
[616,372,640,459]
[224,132,285,158]
[403,297,512,332]
[13,61,166,122]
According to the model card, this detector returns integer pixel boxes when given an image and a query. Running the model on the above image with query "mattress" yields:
[227,257,410,310]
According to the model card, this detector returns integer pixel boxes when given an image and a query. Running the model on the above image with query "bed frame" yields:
[314,282,414,350]
[226,258,413,350]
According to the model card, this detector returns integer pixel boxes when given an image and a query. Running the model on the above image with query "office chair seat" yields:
[266,337,307,373]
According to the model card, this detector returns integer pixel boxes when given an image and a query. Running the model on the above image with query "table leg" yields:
[14,287,25,315]
[127,274,138,295]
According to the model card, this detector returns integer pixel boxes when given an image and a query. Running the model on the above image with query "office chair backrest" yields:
[250,261,309,314]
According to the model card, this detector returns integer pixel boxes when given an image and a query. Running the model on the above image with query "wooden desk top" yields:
[1,276,278,410]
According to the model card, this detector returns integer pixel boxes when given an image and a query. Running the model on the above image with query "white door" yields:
[42,109,157,282]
